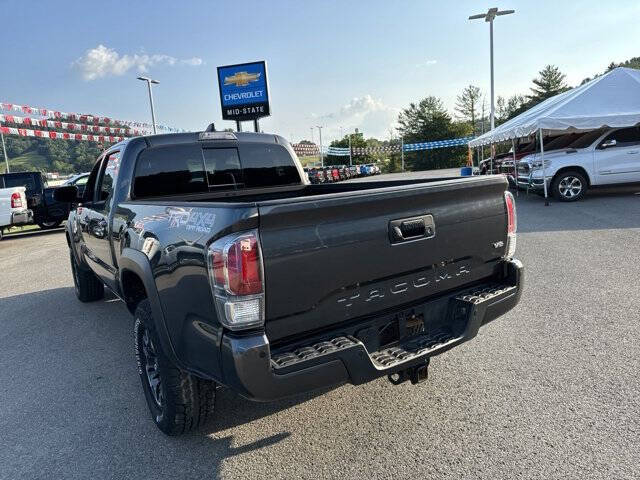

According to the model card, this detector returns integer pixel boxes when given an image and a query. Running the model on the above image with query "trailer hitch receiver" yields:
[387,358,430,385]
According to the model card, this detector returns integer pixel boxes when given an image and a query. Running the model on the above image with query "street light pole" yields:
[137,76,160,134]
[316,126,323,167]
[1,131,9,173]
[489,18,494,131]
[469,8,515,132]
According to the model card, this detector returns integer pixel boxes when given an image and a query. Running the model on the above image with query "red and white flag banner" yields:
[0,114,141,136]
[0,101,183,133]
[0,126,127,143]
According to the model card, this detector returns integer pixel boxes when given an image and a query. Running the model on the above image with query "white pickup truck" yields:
[517,126,640,201]
[0,186,32,240]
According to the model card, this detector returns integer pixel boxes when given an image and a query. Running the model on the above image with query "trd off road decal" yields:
[166,207,216,234]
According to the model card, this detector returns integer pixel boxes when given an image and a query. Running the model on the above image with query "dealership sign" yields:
[217,61,270,121]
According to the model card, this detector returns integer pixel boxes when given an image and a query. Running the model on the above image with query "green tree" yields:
[455,85,482,134]
[397,96,470,170]
[496,94,528,123]
[397,96,453,142]
[528,65,569,104]
[327,131,368,165]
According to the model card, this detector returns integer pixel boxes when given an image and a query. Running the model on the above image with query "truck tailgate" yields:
[257,176,509,342]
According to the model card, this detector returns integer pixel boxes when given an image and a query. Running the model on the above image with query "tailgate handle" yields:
[390,215,435,243]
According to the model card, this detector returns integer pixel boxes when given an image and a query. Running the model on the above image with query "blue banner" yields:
[403,136,474,152]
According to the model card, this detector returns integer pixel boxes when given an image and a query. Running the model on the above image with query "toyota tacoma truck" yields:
[55,129,523,435]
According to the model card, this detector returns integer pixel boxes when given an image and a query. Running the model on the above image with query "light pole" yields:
[1,131,8,173]
[137,76,160,134]
[469,7,514,132]
[316,125,323,167]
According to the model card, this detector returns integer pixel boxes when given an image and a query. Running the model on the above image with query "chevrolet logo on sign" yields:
[224,71,261,87]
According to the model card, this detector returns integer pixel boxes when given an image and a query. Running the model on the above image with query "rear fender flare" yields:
[118,248,183,369]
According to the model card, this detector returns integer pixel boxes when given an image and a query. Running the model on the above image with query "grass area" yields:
[298,155,322,167]
[1,152,48,173]
[3,224,41,235]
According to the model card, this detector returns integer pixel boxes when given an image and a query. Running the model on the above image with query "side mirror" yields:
[53,185,80,203]
[600,139,617,149]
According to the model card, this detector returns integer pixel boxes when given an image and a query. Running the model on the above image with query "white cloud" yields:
[416,59,437,68]
[74,45,203,81]
[319,95,399,140]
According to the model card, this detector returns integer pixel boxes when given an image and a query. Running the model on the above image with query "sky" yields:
[1,0,639,144]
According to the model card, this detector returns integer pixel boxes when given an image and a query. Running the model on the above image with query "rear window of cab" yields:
[132,142,300,198]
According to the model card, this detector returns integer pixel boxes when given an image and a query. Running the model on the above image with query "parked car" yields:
[0,171,70,229]
[0,186,32,240]
[517,126,640,201]
[55,129,522,436]
[349,165,358,177]
[331,167,340,182]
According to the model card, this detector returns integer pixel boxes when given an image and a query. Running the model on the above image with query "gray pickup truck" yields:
[55,129,523,435]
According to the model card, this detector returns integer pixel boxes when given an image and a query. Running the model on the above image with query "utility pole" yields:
[137,76,160,134]
[401,136,404,172]
[316,126,323,167]
[310,127,314,144]
[348,134,352,166]
[1,131,8,173]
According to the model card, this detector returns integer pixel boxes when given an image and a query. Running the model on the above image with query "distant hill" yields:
[5,151,49,172]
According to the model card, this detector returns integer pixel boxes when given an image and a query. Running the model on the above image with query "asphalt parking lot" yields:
[1,178,639,480]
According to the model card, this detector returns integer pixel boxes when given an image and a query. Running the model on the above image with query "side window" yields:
[239,144,301,188]
[82,156,104,203]
[94,152,119,210]
[600,128,640,148]
[75,176,89,186]
[5,174,37,193]
[133,144,207,198]
[203,148,242,189]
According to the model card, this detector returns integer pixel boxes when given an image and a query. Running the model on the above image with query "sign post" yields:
[217,61,270,132]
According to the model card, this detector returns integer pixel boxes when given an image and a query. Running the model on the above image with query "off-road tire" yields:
[70,250,104,302]
[552,170,588,202]
[134,300,216,436]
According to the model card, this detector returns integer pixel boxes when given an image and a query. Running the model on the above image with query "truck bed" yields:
[131,175,510,343]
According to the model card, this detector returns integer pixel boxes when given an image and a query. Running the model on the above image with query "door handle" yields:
[389,215,435,243]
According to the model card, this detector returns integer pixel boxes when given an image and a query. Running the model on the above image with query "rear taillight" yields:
[504,191,517,259]
[10,192,22,208]
[207,230,264,330]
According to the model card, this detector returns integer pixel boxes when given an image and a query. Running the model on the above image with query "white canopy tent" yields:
[468,67,640,204]
[469,67,640,147]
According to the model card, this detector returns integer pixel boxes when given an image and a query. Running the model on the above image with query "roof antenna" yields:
[205,123,216,132]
